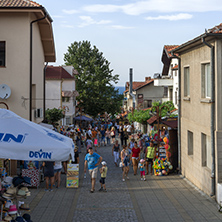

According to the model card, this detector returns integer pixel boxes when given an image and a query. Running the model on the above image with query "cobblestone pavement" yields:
[25,142,222,222]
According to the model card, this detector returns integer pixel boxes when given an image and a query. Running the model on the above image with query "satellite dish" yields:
[0,84,11,99]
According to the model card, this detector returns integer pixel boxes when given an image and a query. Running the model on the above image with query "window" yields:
[184,67,190,97]
[147,100,152,108]
[169,88,173,101]
[62,97,70,102]
[163,87,168,97]
[66,117,71,125]
[175,69,177,77]
[171,64,173,76]
[201,63,211,98]
[201,133,211,169]
[188,131,193,156]
[175,91,178,105]
[0,42,5,67]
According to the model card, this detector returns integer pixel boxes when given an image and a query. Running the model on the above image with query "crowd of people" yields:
[42,120,156,193]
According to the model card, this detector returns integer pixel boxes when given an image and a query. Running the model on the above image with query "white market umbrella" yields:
[0,108,74,161]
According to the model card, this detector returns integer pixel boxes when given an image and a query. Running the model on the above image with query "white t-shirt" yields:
[54,161,62,170]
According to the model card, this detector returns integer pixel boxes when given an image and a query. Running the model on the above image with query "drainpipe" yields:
[202,36,215,196]
[30,13,47,121]
[43,62,48,120]
[171,52,181,174]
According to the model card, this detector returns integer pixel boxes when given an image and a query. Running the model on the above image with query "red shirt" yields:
[132,147,141,158]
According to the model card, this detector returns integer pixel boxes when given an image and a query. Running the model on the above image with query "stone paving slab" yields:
[24,142,222,222]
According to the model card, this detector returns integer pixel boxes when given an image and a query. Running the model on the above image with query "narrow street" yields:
[26,143,222,222]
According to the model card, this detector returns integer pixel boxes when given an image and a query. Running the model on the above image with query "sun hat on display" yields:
[4,215,12,221]
[101,161,107,165]
[6,187,16,195]
[19,204,30,211]
[17,189,26,196]
[2,193,12,199]
[20,187,29,192]
[8,204,18,214]
[140,159,145,163]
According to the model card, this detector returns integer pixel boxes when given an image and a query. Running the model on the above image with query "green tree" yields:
[45,108,64,126]
[127,101,176,132]
[64,40,123,117]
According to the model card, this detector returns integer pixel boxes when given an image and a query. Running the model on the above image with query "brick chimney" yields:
[145,77,151,82]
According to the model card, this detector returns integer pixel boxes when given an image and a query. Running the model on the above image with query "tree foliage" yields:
[45,108,64,126]
[64,40,123,117]
[127,101,176,124]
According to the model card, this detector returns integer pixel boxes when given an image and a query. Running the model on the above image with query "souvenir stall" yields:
[0,108,75,221]
[148,127,173,176]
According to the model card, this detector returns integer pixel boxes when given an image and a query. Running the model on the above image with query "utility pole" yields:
[129,68,136,138]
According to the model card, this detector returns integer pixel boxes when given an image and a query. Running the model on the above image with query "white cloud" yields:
[52,15,64,18]
[61,24,74,28]
[83,0,222,16]
[62,9,79,14]
[111,25,134,29]
[145,13,193,21]
[79,16,112,27]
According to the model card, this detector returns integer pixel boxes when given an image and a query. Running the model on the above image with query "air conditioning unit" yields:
[35,108,43,118]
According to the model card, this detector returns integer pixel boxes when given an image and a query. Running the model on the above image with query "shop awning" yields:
[161,118,178,129]
[0,109,74,161]
[147,116,158,125]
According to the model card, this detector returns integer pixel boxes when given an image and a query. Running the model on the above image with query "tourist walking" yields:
[54,161,62,188]
[121,145,130,181]
[105,128,111,146]
[110,127,115,144]
[43,161,55,191]
[99,161,108,192]
[76,132,81,153]
[84,147,102,193]
[145,140,156,175]
[112,140,120,167]
[131,141,141,175]
[138,159,146,181]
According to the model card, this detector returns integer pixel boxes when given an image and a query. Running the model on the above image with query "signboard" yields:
[66,163,79,188]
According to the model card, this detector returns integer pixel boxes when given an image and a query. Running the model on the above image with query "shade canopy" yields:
[74,115,93,121]
[0,109,74,161]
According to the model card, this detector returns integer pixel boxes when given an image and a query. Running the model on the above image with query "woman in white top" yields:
[120,145,130,181]
[54,161,62,188]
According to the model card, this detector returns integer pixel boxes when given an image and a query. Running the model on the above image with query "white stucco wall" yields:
[0,12,45,123]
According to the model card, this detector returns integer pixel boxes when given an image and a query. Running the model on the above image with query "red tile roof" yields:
[0,0,41,7]
[208,23,222,34]
[46,66,74,80]
[164,45,179,57]
[124,79,154,93]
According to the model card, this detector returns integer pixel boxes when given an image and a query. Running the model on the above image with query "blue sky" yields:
[38,0,222,86]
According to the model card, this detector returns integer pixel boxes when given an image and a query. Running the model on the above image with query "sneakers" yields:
[141,178,143,181]
[122,179,125,182]
[44,189,49,192]
[126,177,130,180]
[99,188,103,192]
[103,189,107,192]
[144,178,146,181]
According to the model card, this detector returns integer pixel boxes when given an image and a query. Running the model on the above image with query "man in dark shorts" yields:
[145,141,156,175]
[43,161,55,191]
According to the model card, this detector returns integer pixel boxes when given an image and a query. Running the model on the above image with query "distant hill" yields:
[115,86,125,94]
